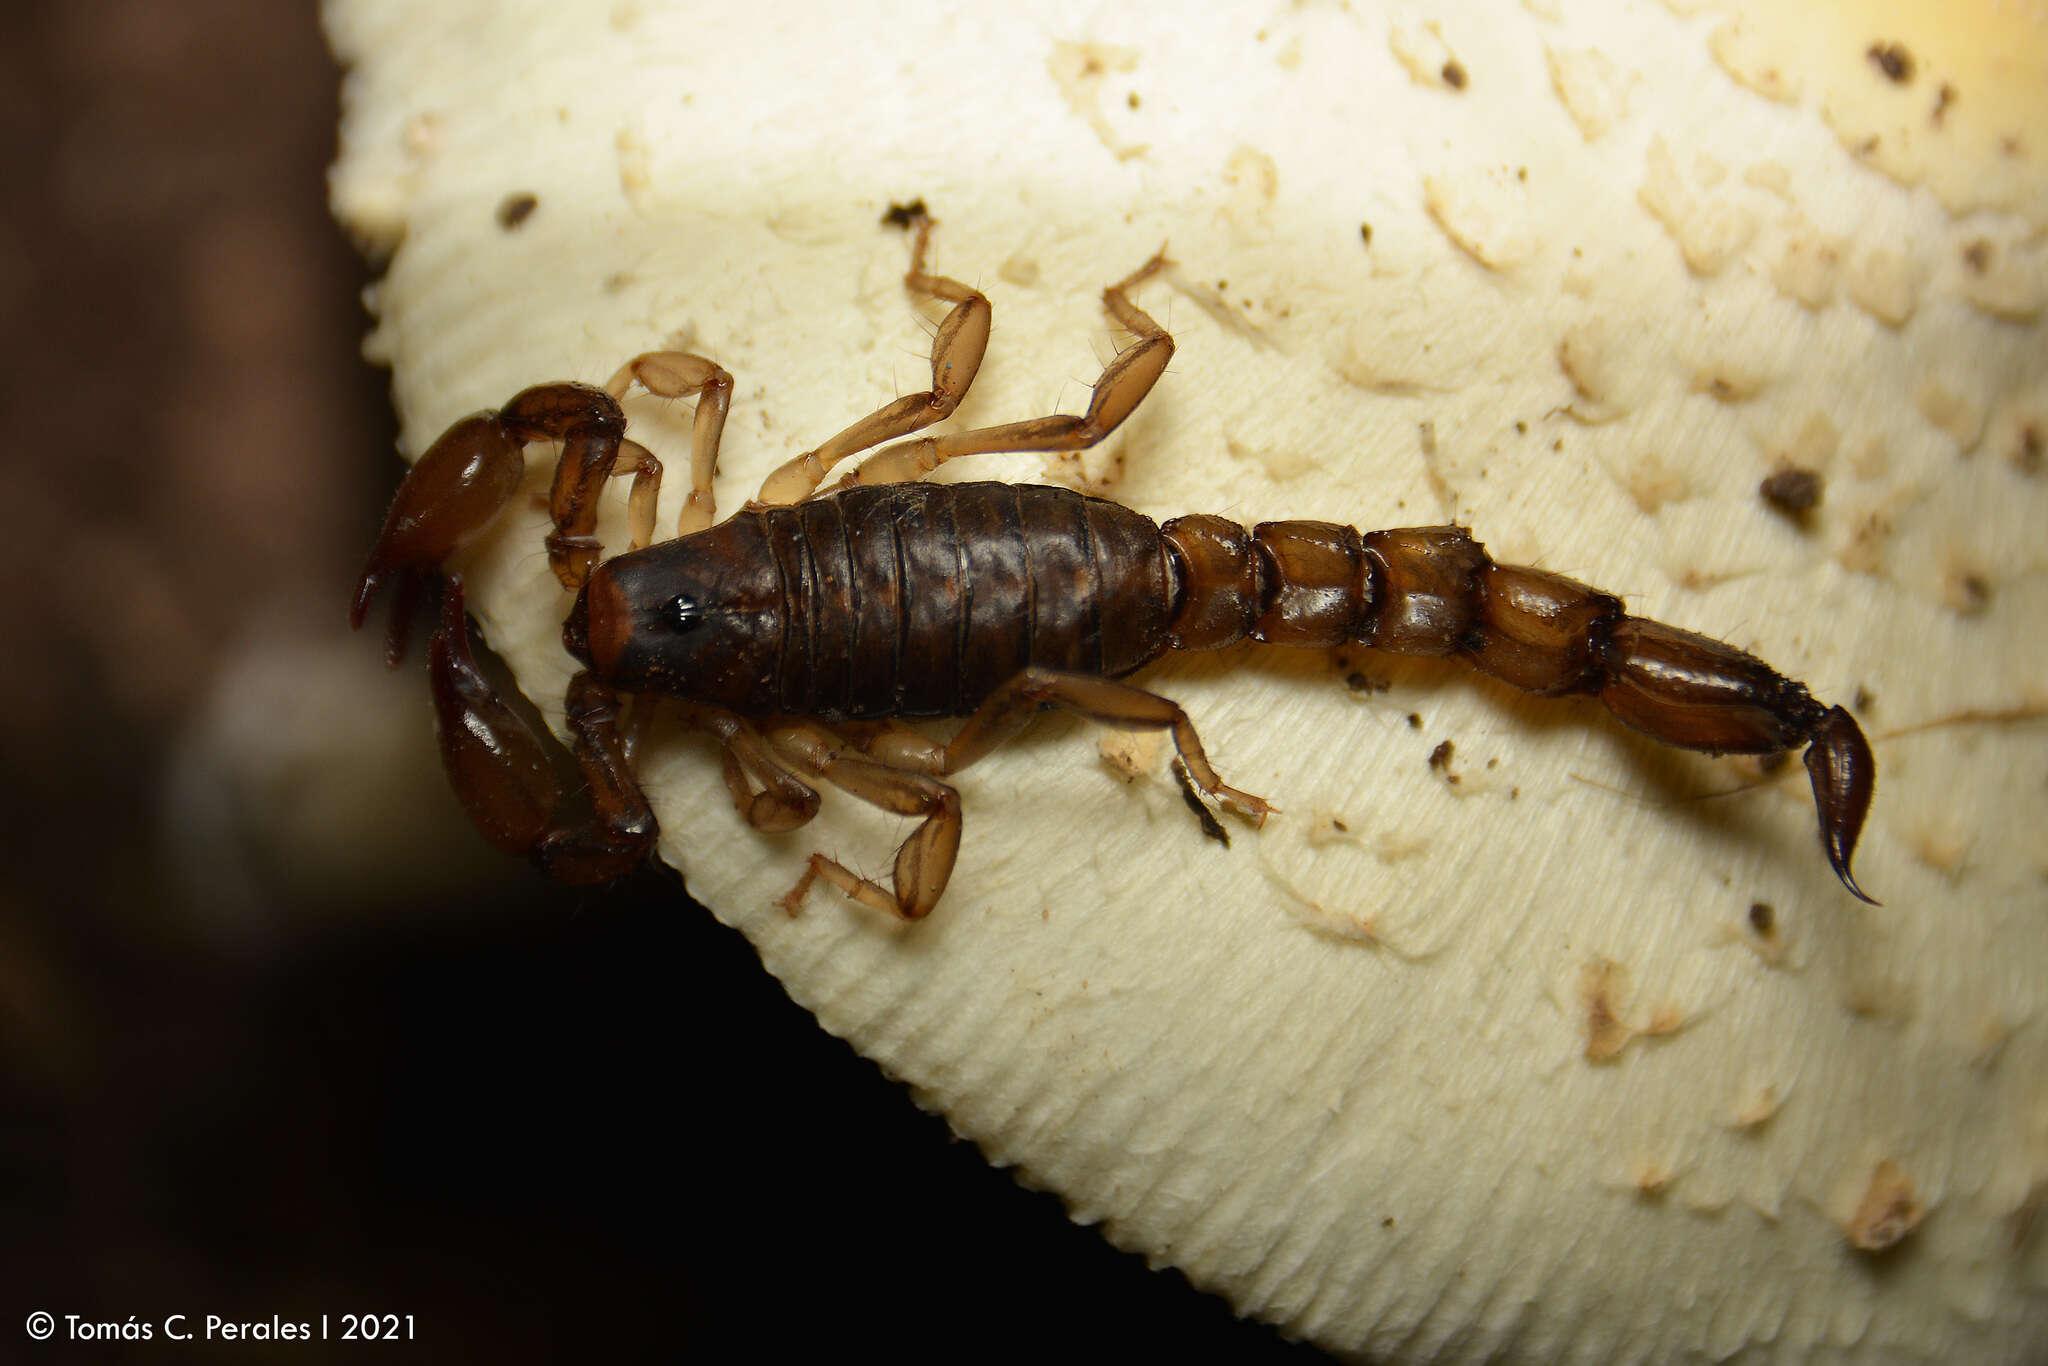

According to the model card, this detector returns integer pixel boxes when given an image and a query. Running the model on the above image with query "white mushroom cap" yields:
[329,0,2048,1359]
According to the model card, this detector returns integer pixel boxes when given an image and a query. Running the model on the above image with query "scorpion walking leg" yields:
[867,667,1272,825]
[498,381,650,591]
[604,352,733,536]
[427,580,656,884]
[765,722,963,920]
[675,704,822,834]
[754,212,992,505]
[838,253,1175,489]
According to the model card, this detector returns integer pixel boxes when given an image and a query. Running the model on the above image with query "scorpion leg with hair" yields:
[604,351,733,535]
[753,211,992,505]
[760,663,1279,919]
[761,720,964,919]
[856,667,1272,822]
[675,703,823,835]
[830,251,1176,490]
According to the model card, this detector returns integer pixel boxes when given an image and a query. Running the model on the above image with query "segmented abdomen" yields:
[756,481,1172,719]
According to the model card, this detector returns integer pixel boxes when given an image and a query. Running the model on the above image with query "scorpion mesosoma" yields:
[353,213,1876,918]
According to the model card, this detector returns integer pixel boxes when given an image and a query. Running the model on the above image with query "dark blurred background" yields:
[0,4,1328,1360]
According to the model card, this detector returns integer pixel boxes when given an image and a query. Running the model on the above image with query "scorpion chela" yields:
[353,212,1877,917]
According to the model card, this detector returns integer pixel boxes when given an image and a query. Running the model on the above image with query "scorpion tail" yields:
[1804,706,1879,905]
[1593,617,1878,903]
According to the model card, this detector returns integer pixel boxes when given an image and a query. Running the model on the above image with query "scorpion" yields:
[352,212,1876,918]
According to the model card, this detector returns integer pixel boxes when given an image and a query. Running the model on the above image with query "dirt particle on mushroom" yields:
[2017,424,2043,474]
[1442,59,1468,89]
[1931,81,1956,125]
[1761,465,1823,517]
[1096,729,1159,785]
[495,192,538,229]
[1743,899,1793,967]
[1700,370,1763,402]
[1581,957,1632,1062]
[1866,42,1914,85]
[1946,564,1993,615]
[1747,900,1776,937]
[881,198,929,228]
[1844,1159,1927,1251]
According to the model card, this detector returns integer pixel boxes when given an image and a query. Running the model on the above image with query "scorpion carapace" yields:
[353,211,1877,919]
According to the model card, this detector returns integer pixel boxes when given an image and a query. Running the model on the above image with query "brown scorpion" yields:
[352,213,1877,918]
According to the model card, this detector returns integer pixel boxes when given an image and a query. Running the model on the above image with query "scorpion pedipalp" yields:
[426,576,559,855]
[351,412,529,665]
[427,577,656,885]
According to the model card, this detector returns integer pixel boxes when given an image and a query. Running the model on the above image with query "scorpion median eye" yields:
[665,595,706,633]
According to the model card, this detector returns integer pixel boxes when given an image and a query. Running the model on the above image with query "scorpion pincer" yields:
[352,211,1877,918]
